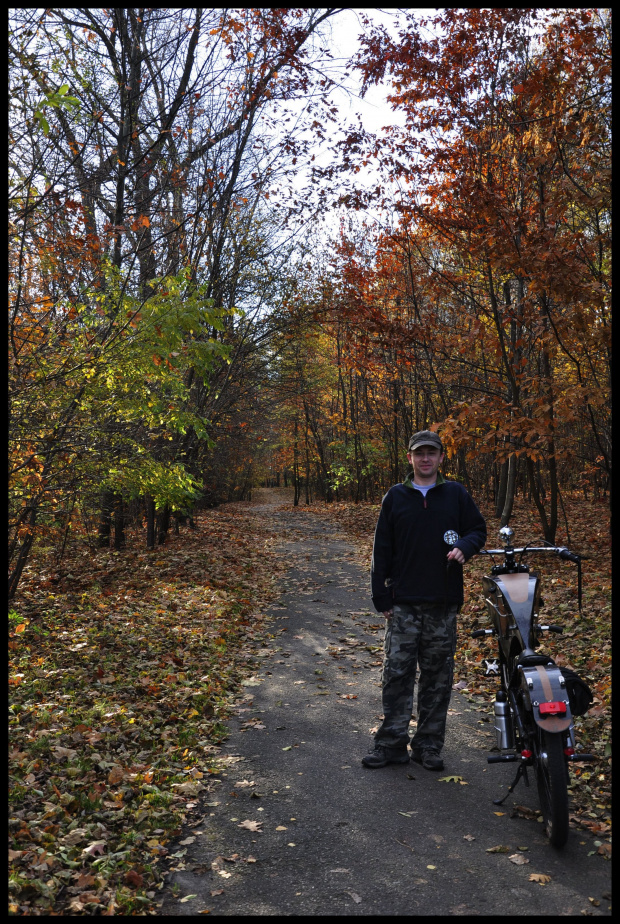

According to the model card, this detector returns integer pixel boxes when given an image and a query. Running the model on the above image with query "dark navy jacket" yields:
[371,473,487,613]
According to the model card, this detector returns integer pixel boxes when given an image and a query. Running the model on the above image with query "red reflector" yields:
[521,749,532,759]
[564,747,575,756]
[539,701,567,715]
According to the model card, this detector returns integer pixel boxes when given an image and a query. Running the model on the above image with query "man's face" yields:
[407,445,444,483]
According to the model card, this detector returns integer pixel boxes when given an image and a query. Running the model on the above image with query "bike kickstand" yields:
[493,761,529,806]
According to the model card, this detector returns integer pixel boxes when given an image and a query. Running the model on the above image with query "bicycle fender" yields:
[520,665,573,732]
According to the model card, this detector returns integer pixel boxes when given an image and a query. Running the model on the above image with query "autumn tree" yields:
[9,7,346,594]
[339,7,611,538]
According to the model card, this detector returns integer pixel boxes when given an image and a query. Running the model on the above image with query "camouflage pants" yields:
[375,602,458,753]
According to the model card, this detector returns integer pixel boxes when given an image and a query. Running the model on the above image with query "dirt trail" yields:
[159,490,611,916]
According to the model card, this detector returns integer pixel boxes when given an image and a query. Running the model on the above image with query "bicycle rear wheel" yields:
[535,728,569,847]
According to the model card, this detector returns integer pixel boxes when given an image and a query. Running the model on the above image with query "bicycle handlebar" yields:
[479,544,585,610]
[479,546,582,560]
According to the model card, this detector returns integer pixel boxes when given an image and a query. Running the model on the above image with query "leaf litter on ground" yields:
[8,502,288,915]
[8,492,611,914]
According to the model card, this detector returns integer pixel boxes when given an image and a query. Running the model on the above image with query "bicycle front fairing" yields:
[482,568,541,655]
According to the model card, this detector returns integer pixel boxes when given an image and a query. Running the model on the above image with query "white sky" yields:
[326,8,408,137]
[293,9,413,236]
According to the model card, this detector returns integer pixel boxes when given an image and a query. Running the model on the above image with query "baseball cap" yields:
[408,430,443,452]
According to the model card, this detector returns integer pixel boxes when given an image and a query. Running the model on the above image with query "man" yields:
[363,430,486,770]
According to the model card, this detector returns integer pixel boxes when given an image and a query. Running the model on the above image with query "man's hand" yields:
[383,610,393,619]
[447,547,466,565]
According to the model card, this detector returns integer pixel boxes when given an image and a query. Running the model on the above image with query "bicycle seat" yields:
[517,653,555,668]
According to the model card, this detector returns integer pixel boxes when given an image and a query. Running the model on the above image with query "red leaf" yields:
[124,869,144,888]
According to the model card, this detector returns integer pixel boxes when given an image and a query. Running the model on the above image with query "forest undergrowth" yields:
[8,493,611,915]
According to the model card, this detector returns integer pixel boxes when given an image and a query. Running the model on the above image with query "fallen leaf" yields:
[107,765,124,785]
[52,745,78,760]
[529,873,551,885]
[486,845,510,853]
[60,827,88,846]
[75,872,97,889]
[124,870,144,888]
[347,891,362,903]
[82,841,106,857]
[179,894,197,903]
[508,853,530,865]
[172,781,204,796]
[179,836,196,845]
[276,825,288,831]
[238,819,262,832]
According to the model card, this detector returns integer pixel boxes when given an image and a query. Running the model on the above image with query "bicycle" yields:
[468,525,595,848]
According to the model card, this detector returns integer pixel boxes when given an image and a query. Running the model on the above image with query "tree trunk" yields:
[495,458,508,517]
[8,508,37,600]
[113,495,126,550]
[145,496,156,549]
[500,454,517,527]
[456,447,472,493]
[97,490,114,548]
[304,435,310,505]
[526,457,557,543]
[293,417,300,506]
[157,504,171,545]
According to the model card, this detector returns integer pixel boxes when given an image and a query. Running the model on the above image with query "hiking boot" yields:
[411,748,444,771]
[362,745,410,768]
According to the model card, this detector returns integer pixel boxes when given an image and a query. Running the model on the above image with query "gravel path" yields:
[159,490,611,916]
